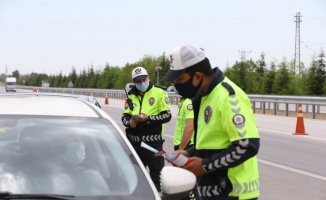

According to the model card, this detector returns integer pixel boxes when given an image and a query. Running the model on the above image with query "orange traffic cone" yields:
[293,104,308,135]
[105,95,109,105]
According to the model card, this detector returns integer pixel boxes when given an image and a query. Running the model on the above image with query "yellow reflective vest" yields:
[192,68,260,199]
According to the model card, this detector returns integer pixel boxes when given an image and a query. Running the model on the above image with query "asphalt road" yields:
[2,88,326,199]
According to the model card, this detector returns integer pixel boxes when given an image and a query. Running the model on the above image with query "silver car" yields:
[0,93,195,200]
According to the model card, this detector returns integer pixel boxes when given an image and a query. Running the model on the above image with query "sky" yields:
[0,0,325,76]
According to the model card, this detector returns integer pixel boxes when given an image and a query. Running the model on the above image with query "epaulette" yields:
[221,82,235,95]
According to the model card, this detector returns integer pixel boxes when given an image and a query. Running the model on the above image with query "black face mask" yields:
[174,75,202,98]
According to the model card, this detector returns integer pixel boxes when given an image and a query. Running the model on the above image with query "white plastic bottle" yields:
[168,151,192,167]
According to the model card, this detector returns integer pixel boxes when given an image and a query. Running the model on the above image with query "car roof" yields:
[0,93,102,117]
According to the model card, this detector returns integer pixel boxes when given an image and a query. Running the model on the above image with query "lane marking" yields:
[259,128,326,141]
[259,159,326,181]
[164,134,173,139]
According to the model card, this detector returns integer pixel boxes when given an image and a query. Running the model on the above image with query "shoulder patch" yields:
[232,114,245,129]
[165,97,170,103]
[187,104,193,110]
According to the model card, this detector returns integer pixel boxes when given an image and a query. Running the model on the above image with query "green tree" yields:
[100,64,122,89]
[77,69,87,88]
[115,63,138,89]
[323,79,326,95]
[12,70,20,81]
[245,60,261,94]
[53,72,63,87]
[69,67,78,86]
[157,52,170,87]
[224,60,260,93]
[99,65,111,89]
[287,59,306,95]
[262,61,276,94]
[49,75,55,87]
[24,73,42,86]
[87,66,97,88]
[256,52,266,77]
[137,55,161,85]
[224,61,247,89]
[0,73,6,82]
[272,58,291,94]
[93,69,102,88]
[305,50,326,95]
[61,75,67,87]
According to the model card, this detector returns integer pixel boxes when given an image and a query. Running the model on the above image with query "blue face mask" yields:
[136,81,149,92]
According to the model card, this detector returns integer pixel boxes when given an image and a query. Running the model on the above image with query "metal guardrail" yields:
[11,85,326,119]
[15,85,183,106]
[249,94,326,105]
[249,95,326,119]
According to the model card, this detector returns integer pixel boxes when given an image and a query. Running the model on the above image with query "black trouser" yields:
[132,143,164,192]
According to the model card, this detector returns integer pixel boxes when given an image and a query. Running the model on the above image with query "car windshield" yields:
[0,116,155,199]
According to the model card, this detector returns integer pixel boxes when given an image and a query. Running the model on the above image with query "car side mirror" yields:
[160,166,197,200]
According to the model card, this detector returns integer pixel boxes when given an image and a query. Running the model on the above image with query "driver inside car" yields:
[21,127,110,195]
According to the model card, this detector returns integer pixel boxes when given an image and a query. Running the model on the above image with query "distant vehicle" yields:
[41,81,50,88]
[68,80,73,88]
[0,93,196,199]
[5,77,17,92]
[167,86,176,92]
[125,83,134,92]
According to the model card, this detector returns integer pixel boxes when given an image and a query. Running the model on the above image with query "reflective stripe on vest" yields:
[128,134,163,142]
[197,185,220,197]
[232,179,259,195]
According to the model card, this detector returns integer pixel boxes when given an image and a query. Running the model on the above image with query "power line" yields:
[301,41,316,52]
[239,50,252,61]
[301,40,325,45]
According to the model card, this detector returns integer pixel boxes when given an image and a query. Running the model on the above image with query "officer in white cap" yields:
[163,44,260,200]
[122,66,172,192]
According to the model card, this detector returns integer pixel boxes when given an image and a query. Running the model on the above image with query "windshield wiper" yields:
[0,192,75,199]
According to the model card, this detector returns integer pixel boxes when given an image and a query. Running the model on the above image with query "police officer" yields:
[163,44,260,200]
[173,97,194,151]
[121,67,171,192]
[173,96,201,200]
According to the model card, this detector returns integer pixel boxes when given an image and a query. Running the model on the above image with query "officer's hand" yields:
[183,156,206,177]
[133,113,148,122]
[129,118,137,128]
[167,150,189,167]
[178,150,190,157]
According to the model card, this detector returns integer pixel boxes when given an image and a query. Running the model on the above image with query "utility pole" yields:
[5,65,8,76]
[155,67,162,85]
[239,50,252,62]
[294,12,302,75]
